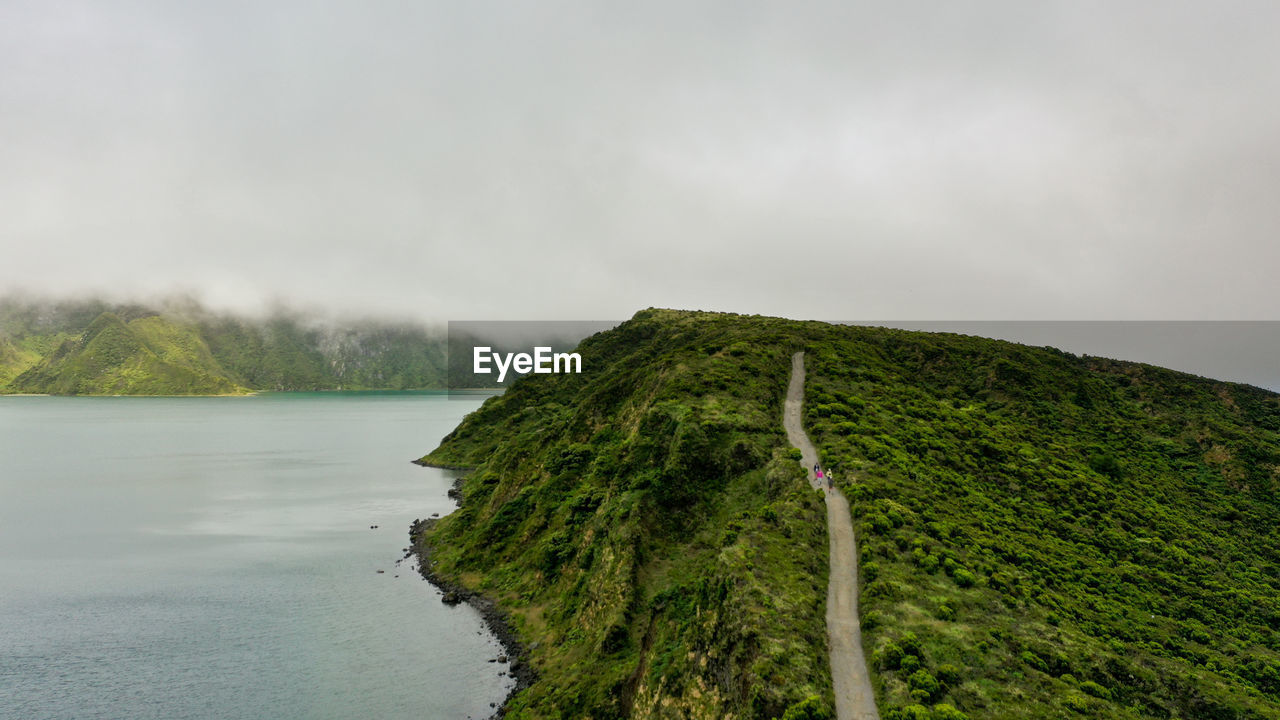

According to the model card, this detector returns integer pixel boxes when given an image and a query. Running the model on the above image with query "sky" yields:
[2,1,1279,322]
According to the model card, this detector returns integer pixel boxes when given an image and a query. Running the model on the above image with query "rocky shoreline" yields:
[408,472,535,719]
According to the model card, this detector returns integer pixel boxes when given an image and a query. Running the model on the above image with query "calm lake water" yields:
[0,392,512,720]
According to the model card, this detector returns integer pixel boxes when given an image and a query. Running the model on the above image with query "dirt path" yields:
[784,352,879,720]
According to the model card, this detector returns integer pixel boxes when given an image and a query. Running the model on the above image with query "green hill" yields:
[417,310,833,719]
[806,327,1280,719]
[0,297,447,394]
[0,334,40,387]
[415,309,1280,720]
[10,312,246,395]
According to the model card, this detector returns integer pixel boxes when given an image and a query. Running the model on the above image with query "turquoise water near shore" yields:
[0,393,511,720]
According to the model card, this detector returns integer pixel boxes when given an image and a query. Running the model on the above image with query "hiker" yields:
[812,462,820,475]
[816,468,824,485]
[827,470,834,490]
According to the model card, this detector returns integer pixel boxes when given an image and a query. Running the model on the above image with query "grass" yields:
[417,309,835,719]
[417,310,1280,720]
[804,327,1280,719]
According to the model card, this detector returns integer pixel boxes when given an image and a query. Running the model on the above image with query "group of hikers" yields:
[813,462,834,492]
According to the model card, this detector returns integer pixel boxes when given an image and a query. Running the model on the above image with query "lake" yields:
[0,392,512,720]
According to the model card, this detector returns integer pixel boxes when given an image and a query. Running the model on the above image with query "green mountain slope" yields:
[0,334,40,387]
[10,312,246,395]
[198,316,446,391]
[0,297,447,394]
[417,310,1280,720]
[804,328,1280,719]
[417,309,834,719]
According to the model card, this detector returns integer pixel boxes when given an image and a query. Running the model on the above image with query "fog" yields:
[3,2,1279,322]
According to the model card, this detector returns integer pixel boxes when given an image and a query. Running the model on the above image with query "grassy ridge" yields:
[803,328,1280,719]
[0,297,447,394]
[417,309,834,719]
[418,310,1280,720]
[11,312,245,395]
[0,334,39,387]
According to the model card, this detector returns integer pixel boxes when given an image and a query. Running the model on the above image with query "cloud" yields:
[2,1,1278,320]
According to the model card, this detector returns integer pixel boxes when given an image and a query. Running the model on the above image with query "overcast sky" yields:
[2,1,1279,321]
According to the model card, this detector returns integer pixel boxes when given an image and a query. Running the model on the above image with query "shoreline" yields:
[408,474,534,719]
[0,391,257,398]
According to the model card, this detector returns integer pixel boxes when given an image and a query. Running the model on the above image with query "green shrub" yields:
[778,695,832,720]
[600,623,628,653]
[931,704,970,720]
[1064,693,1090,712]
[1020,650,1049,673]
[907,669,940,701]
[875,642,905,670]
[1087,451,1122,479]
[886,705,931,720]
[899,632,923,657]
[866,513,893,533]
[1079,681,1112,700]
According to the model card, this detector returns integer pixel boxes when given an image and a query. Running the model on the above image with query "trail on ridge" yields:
[784,351,880,720]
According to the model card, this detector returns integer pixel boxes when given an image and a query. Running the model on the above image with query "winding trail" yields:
[784,352,879,720]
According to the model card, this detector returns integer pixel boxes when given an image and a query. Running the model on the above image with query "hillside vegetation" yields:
[0,297,446,394]
[416,310,834,719]
[11,311,245,395]
[416,310,1280,720]
[804,328,1280,719]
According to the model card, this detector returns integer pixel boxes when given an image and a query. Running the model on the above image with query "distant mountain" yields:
[10,311,244,395]
[0,334,39,387]
[0,298,446,395]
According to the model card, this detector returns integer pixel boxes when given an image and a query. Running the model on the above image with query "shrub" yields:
[899,632,923,657]
[1020,650,1049,673]
[886,705,931,720]
[875,642,905,670]
[866,513,893,533]
[953,569,977,588]
[600,623,628,653]
[907,669,940,701]
[864,610,883,630]
[900,654,921,674]
[936,663,961,687]
[1064,693,1090,712]
[932,704,970,720]
[1078,681,1112,700]
[1088,451,1122,479]
[779,695,832,720]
